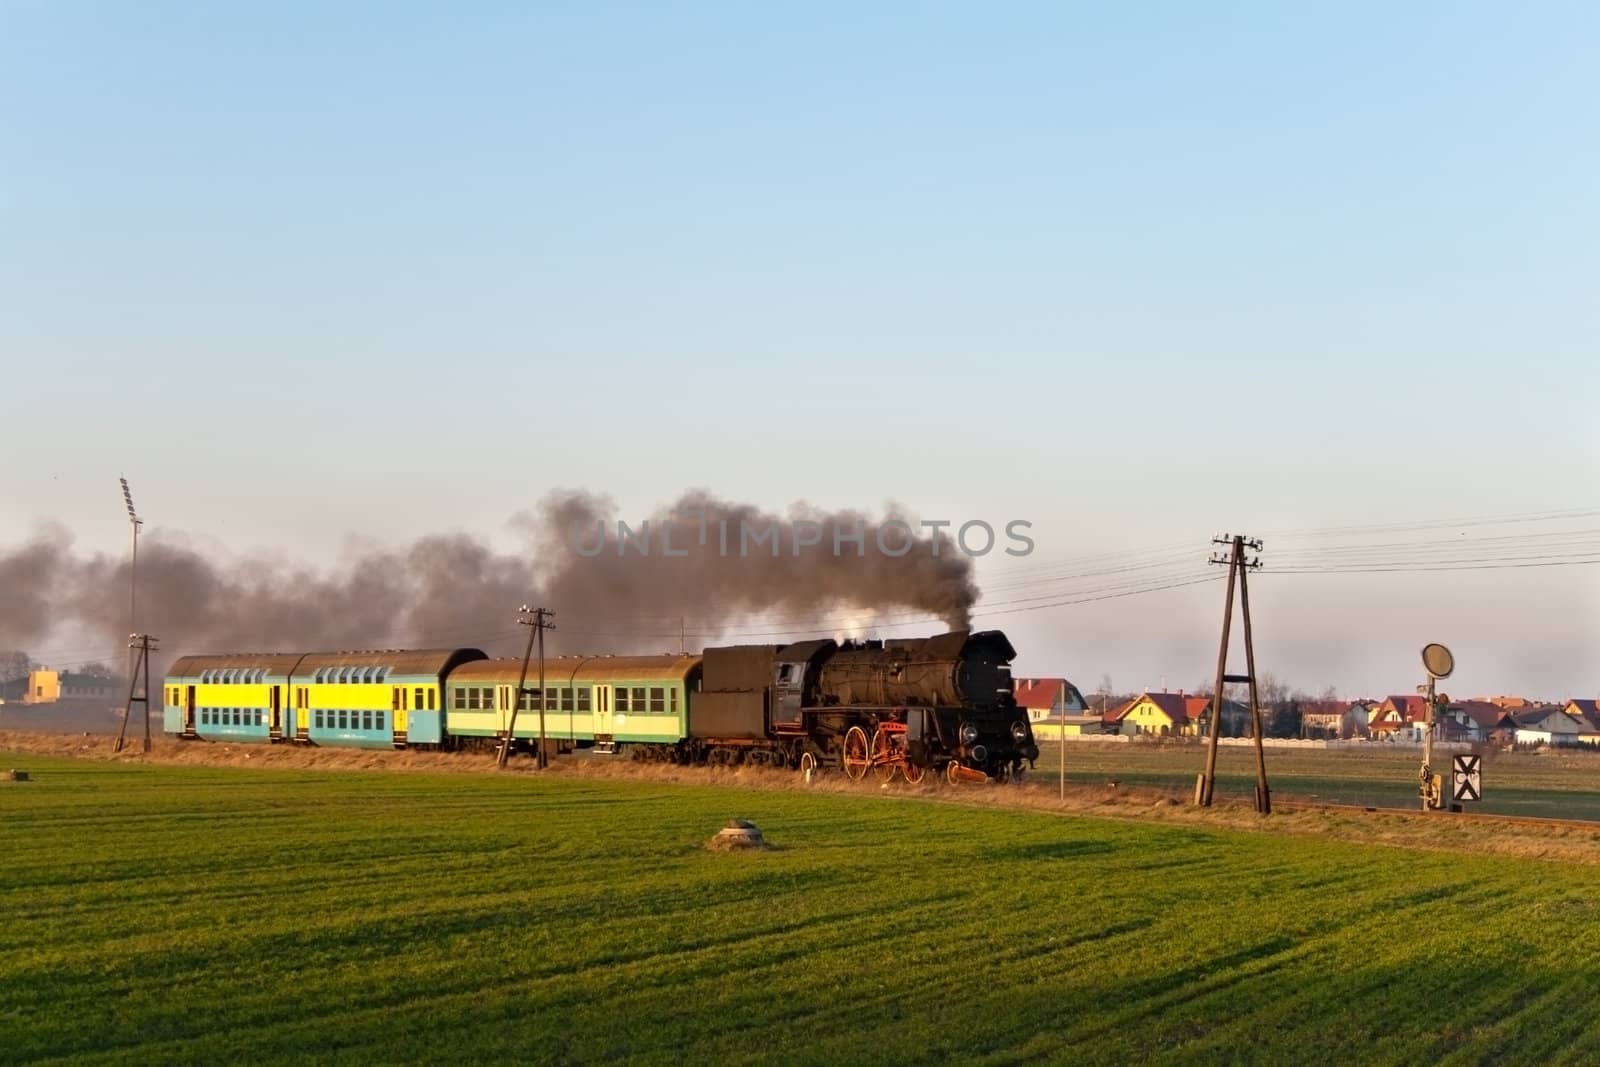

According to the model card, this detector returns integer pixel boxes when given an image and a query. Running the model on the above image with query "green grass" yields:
[1033,741,1600,819]
[5,757,1600,1065]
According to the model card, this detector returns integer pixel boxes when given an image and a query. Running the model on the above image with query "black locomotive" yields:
[683,630,1037,783]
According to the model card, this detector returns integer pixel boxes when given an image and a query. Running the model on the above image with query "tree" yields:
[0,651,31,684]
[78,661,116,679]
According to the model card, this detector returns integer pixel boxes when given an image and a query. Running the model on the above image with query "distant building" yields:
[1512,707,1598,747]
[1112,692,1248,737]
[1012,678,1087,723]
[22,669,119,705]
[1116,692,1191,736]
[1564,699,1600,733]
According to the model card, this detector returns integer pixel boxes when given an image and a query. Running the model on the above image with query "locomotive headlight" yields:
[959,722,979,746]
[1010,721,1028,744]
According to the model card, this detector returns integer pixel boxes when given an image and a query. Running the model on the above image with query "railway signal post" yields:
[1195,534,1270,812]
[1418,643,1454,811]
[498,605,556,770]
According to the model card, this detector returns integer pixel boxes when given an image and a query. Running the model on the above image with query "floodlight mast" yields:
[120,476,143,669]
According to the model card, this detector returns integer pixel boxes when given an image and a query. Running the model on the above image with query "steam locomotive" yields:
[162,629,1038,783]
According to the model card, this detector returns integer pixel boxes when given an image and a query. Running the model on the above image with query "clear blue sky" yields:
[3,2,1596,696]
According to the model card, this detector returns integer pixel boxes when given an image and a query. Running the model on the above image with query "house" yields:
[1341,703,1373,740]
[1433,700,1503,743]
[1564,699,1600,733]
[1369,695,1431,742]
[22,669,120,705]
[1012,678,1087,724]
[1299,700,1347,738]
[1113,691,1248,737]
[1115,692,1191,736]
[1511,707,1599,747]
[1184,695,1251,737]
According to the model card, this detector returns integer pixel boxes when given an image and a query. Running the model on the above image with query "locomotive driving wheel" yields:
[798,750,820,779]
[870,727,898,783]
[842,726,870,780]
[902,759,927,785]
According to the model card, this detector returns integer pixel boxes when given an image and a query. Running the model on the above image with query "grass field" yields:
[1030,741,1600,820]
[6,756,1600,1065]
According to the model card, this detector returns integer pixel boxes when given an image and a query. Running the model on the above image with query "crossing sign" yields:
[1452,754,1482,802]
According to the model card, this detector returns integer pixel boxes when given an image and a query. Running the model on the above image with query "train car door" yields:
[594,684,612,738]
[184,686,196,734]
[270,685,283,739]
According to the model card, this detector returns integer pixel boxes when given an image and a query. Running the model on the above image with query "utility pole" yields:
[113,633,157,753]
[1195,534,1269,812]
[498,605,555,769]
[1058,679,1067,800]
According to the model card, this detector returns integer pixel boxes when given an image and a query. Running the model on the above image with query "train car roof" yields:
[450,654,702,685]
[166,653,309,678]
[295,648,487,676]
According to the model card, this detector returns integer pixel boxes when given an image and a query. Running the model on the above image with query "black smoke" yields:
[0,490,978,672]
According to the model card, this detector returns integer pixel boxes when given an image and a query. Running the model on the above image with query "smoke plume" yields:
[0,490,978,674]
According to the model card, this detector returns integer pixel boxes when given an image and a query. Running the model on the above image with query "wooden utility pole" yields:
[113,633,157,754]
[1058,680,1067,800]
[1195,534,1269,812]
[498,605,555,769]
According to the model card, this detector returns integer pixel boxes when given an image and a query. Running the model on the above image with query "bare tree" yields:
[0,651,31,684]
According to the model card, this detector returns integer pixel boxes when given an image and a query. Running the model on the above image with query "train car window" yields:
[560,688,574,712]
[481,687,494,710]
[453,687,465,709]
[413,687,424,710]
[377,668,387,683]
[632,687,647,711]
[577,688,591,712]
[427,688,436,710]
[376,712,386,731]
[392,688,400,710]
[315,711,323,728]
[466,688,479,710]
[360,711,370,730]
[649,687,665,713]
[615,688,629,712]
[670,688,678,714]
[544,687,557,708]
